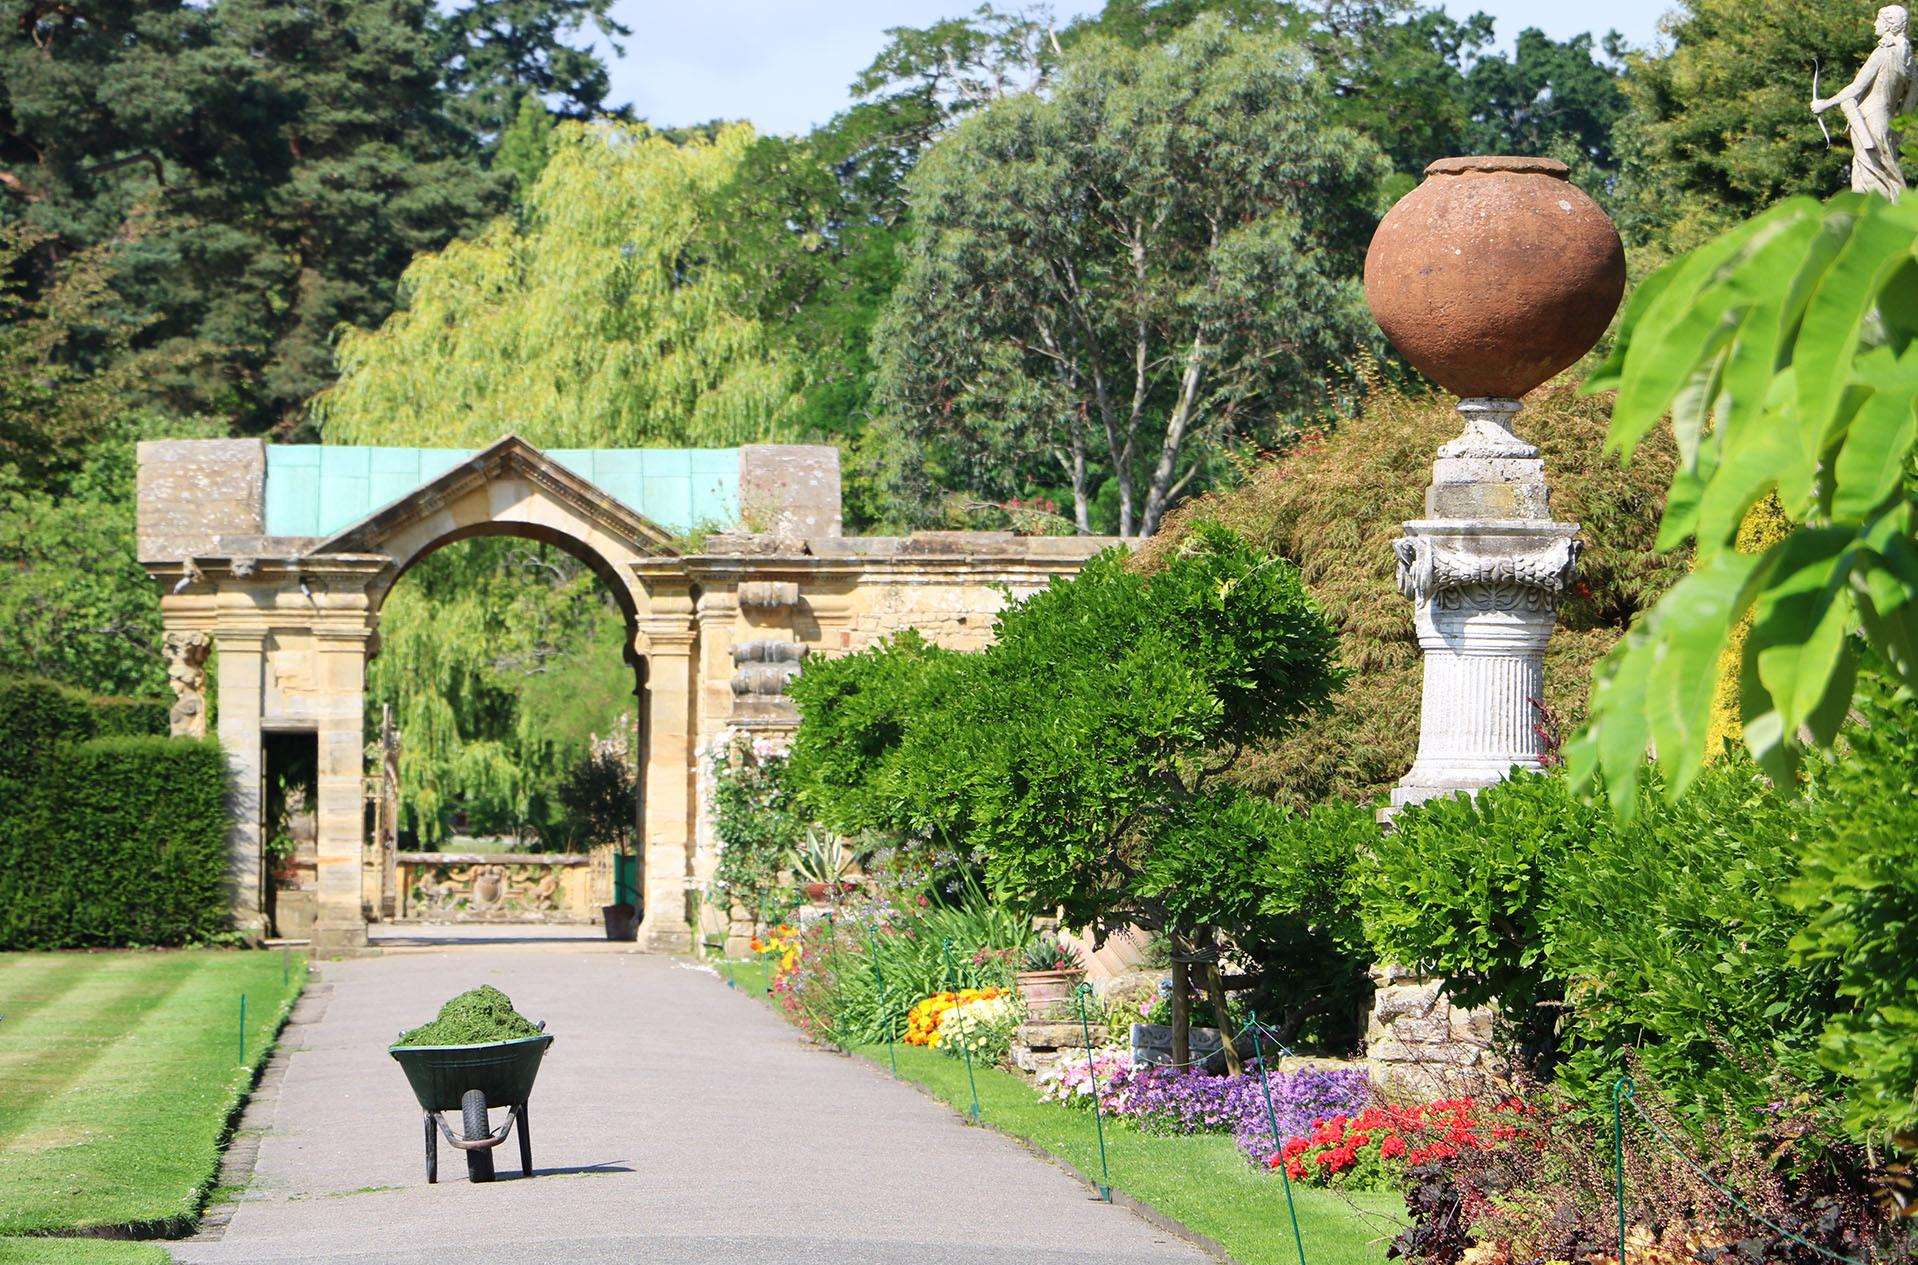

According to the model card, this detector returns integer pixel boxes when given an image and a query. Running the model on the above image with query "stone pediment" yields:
[306,435,680,560]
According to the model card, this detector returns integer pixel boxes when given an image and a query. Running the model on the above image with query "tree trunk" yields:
[1170,933,1191,1069]
[1204,948,1242,1077]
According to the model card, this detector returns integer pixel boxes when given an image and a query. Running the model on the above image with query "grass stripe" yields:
[0,956,202,1146]
[0,950,304,1235]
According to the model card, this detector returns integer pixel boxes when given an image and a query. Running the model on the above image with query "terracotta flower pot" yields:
[1363,156,1625,400]
[1015,969,1083,1021]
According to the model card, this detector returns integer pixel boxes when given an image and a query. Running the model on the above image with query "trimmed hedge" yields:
[0,675,96,794]
[90,695,172,737]
[0,676,230,949]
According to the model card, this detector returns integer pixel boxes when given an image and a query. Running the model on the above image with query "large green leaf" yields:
[1643,551,1762,798]
[1790,198,1918,487]
[1830,346,1918,521]
[1599,206,1801,460]
[1747,527,1857,742]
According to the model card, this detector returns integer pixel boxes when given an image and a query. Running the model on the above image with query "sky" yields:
[597,1,1676,137]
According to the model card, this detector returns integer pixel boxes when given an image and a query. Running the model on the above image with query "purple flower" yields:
[1044,1056,1372,1167]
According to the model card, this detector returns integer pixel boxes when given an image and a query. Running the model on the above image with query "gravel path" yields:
[172,948,1210,1265]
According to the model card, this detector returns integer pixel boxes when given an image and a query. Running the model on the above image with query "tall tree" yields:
[314,121,799,448]
[437,0,631,142]
[873,17,1386,536]
[2,0,509,433]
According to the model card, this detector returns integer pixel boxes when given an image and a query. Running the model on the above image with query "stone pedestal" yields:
[1388,400,1579,809]
[1369,399,1578,1084]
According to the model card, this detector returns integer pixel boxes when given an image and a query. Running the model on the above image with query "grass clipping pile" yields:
[395,985,542,1046]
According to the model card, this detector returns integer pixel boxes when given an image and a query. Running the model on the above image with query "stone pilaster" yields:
[636,601,698,953]
[215,627,269,943]
[312,618,373,955]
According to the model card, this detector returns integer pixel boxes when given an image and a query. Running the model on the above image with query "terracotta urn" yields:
[1363,157,1625,400]
[1014,969,1082,1021]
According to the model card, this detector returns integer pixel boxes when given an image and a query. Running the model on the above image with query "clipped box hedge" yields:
[0,676,230,949]
[89,694,172,737]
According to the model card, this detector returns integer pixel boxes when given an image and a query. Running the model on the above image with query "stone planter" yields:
[601,902,638,941]
[1363,156,1624,400]
[1015,968,1082,1023]
[1130,1021,1234,1074]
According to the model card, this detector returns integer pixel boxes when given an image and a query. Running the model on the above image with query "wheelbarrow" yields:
[389,1029,553,1183]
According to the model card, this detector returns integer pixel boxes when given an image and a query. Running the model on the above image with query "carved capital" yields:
[1394,533,1579,610]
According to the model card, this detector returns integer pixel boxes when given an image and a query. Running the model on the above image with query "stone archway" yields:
[138,433,1114,955]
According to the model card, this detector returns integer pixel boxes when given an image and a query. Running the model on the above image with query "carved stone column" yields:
[1389,401,1579,808]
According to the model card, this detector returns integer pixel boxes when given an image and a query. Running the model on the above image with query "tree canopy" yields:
[314,121,801,449]
[872,18,1387,536]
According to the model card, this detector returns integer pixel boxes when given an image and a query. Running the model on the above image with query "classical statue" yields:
[1813,6,1918,199]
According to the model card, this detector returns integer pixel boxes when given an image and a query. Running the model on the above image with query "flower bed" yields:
[1036,1052,1374,1173]
[905,987,1007,1047]
[1272,1097,1534,1190]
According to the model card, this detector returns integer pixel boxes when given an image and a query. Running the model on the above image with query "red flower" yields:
[1380,1135,1406,1159]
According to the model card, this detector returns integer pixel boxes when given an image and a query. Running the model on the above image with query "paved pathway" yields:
[175,946,1210,1265]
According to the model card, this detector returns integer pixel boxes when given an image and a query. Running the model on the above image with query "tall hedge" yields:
[0,676,230,949]
[89,695,172,737]
[0,675,96,794]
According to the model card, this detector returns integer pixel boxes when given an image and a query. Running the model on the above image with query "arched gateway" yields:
[138,436,1111,953]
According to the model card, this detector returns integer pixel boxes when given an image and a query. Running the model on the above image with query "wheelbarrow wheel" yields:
[423,1112,437,1184]
[516,1102,532,1177]
[462,1089,494,1183]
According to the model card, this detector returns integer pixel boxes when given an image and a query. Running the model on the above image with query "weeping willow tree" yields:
[313,120,800,447]
[325,121,807,844]
[372,540,636,847]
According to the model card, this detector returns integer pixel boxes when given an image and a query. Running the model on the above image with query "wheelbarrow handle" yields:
[427,1105,522,1151]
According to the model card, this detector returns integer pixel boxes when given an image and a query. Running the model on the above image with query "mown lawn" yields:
[0,1239,171,1264]
[0,949,307,1236]
[716,957,1402,1265]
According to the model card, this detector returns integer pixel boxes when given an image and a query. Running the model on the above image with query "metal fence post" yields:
[1613,1076,1632,1265]
[1250,1015,1307,1265]
[867,923,898,1076]
[941,937,981,1123]
[1074,982,1113,1202]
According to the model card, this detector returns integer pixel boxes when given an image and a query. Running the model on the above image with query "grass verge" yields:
[715,957,1402,1265]
[0,1238,171,1264]
[0,948,308,1236]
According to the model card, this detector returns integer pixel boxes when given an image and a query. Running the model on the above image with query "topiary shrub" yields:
[1138,380,1684,808]
[89,694,171,737]
[0,736,231,949]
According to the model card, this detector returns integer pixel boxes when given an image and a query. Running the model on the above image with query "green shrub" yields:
[1361,763,1840,1135]
[0,675,97,796]
[1789,677,1918,1144]
[89,695,171,737]
[0,736,231,949]
[1358,771,1604,1066]
[709,734,807,925]
[1545,764,1831,1128]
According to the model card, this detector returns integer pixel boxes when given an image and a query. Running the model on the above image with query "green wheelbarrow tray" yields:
[388,1030,553,1183]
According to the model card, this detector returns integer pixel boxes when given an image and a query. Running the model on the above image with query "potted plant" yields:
[1015,934,1085,1021]
[790,830,855,902]
[557,738,640,940]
